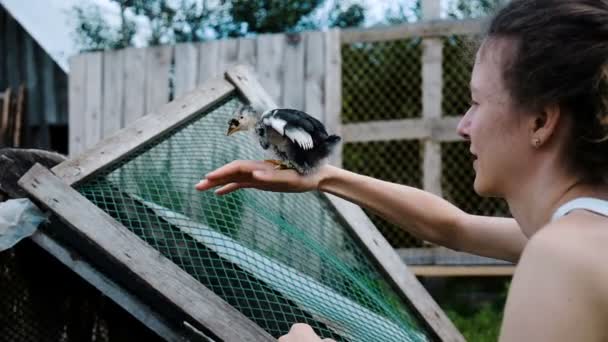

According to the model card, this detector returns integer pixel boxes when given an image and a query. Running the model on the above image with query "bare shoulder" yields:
[499,212,608,342]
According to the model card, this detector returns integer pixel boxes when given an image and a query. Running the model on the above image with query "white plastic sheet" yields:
[0,198,47,251]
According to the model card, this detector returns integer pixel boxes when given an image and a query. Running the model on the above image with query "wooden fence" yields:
[69,30,341,159]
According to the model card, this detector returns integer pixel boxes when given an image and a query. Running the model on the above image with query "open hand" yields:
[195,160,327,195]
[278,324,336,342]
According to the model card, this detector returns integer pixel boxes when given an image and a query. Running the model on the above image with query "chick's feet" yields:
[263,159,298,171]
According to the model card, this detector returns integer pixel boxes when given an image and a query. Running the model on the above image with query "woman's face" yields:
[457,39,535,197]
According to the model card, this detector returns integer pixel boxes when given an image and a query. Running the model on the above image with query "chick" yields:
[227,105,341,174]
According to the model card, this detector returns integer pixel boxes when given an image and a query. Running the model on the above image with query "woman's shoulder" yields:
[521,210,608,289]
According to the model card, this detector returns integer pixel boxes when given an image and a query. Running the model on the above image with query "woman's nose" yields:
[457,112,471,140]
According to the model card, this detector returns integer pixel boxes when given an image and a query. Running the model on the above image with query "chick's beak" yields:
[227,126,238,136]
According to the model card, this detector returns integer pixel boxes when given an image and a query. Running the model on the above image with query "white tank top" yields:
[551,197,608,221]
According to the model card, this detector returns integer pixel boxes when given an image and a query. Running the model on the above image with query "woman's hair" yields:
[486,0,608,181]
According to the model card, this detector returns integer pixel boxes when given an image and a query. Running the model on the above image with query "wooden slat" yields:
[342,117,462,143]
[325,195,465,342]
[237,37,256,68]
[282,34,305,109]
[54,77,235,186]
[84,52,103,150]
[411,266,515,277]
[0,88,10,144]
[68,55,87,156]
[197,40,221,84]
[255,34,284,105]
[226,65,276,112]
[227,65,464,342]
[13,85,24,147]
[304,32,325,122]
[341,19,484,44]
[123,47,146,126]
[145,45,173,113]
[30,231,189,341]
[174,43,199,98]
[18,164,274,342]
[102,50,124,137]
[324,29,343,167]
[422,1,444,198]
[397,247,513,266]
[5,13,20,88]
[217,39,239,81]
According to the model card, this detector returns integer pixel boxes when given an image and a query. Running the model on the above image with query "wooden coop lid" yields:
[18,65,464,342]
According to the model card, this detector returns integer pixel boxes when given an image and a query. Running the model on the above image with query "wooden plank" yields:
[123,47,146,126]
[324,195,465,342]
[411,266,515,277]
[217,38,239,79]
[30,230,189,342]
[304,32,325,122]
[226,65,276,112]
[13,85,24,147]
[397,247,513,266]
[102,50,125,138]
[197,40,221,84]
[237,38,256,69]
[0,88,10,144]
[227,64,464,341]
[342,117,462,143]
[145,45,173,113]
[255,34,284,105]
[54,77,235,186]
[18,164,274,342]
[324,29,343,167]
[68,55,88,156]
[341,19,484,44]
[174,43,199,98]
[282,34,305,110]
[84,52,103,150]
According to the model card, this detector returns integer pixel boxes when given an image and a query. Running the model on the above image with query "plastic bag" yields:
[0,198,48,251]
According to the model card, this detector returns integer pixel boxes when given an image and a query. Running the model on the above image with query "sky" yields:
[0,0,430,72]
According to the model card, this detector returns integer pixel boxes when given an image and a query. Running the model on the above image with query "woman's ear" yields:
[529,103,561,147]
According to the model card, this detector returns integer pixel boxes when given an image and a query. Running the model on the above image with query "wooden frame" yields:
[21,65,464,341]
[226,65,464,342]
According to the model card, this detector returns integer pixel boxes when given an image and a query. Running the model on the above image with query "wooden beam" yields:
[341,19,484,44]
[19,164,274,342]
[53,77,235,186]
[324,195,465,342]
[411,266,515,277]
[30,230,190,342]
[226,65,464,341]
[342,117,463,143]
[324,29,343,167]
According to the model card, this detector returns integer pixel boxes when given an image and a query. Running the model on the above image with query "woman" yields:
[196,0,608,340]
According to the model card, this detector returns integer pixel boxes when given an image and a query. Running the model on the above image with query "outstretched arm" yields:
[196,161,527,262]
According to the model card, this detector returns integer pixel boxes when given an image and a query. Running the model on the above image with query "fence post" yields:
[421,0,443,198]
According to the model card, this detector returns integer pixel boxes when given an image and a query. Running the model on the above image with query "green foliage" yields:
[446,0,505,19]
[72,0,366,52]
[447,303,503,342]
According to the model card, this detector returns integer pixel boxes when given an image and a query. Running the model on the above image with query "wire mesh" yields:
[75,95,432,341]
[342,140,425,248]
[341,32,507,249]
[0,239,161,342]
[342,38,422,123]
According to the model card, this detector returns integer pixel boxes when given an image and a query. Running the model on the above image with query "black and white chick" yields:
[227,105,341,174]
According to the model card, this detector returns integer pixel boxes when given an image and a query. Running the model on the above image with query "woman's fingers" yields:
[214,182,255,195]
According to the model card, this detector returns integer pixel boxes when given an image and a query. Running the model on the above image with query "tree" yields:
[72,0,366,52]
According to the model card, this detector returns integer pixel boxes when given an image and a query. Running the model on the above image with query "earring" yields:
[533,138,541,147]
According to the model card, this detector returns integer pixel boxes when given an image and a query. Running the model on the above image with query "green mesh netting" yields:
[75,94,432,342]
